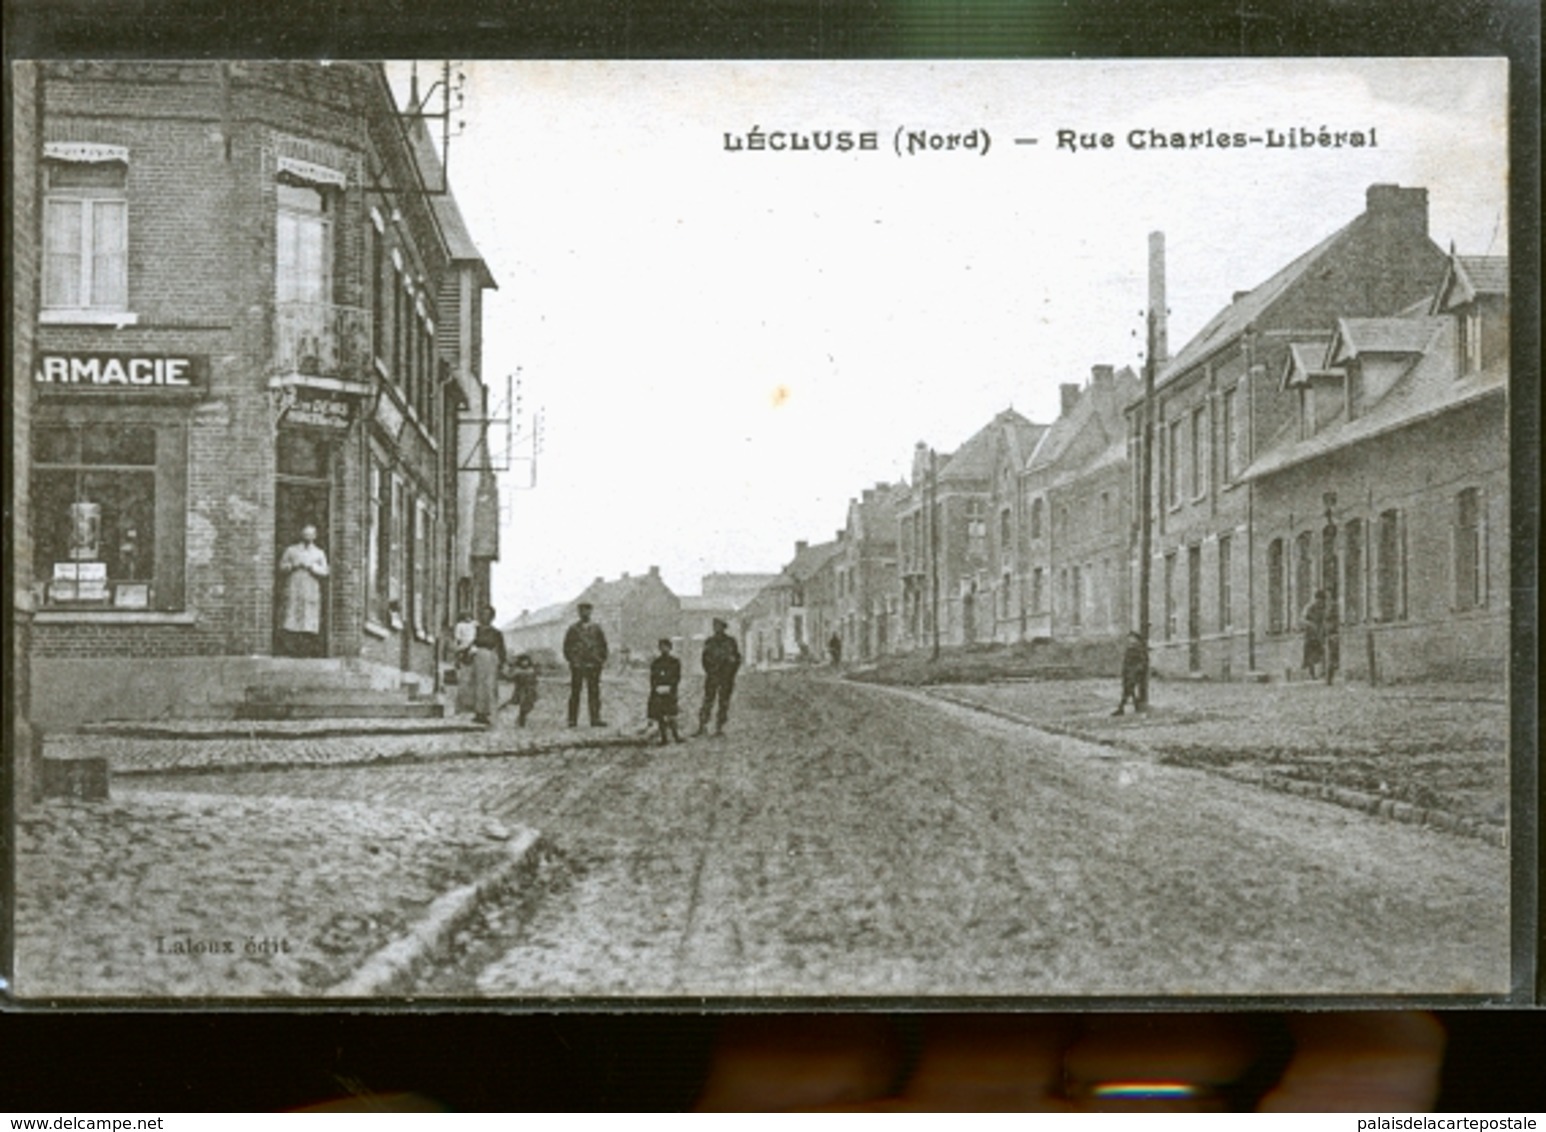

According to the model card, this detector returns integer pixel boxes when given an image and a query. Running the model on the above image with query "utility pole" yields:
[929,447,941,662]
[1137,231,1165,708]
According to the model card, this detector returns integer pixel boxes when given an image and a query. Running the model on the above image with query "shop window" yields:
[43,159,128,314]
[32,421,183,610]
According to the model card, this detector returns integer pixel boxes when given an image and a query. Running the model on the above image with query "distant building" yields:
[743,538,842,666]
[574,566,681,668]
[832,483,905,662]
[1019,365,1141,643]
[499,600,571,664]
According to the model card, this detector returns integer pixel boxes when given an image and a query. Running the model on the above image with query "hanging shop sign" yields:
[279,384,356,432]
[34,352,210,398]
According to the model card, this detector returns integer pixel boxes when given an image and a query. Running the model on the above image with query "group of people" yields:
[453,600,743,741]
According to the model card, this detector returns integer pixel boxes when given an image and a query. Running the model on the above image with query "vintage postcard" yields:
[7,58,1522,1003]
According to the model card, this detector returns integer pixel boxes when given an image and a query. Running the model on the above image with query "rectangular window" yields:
[371,463,390,626]
[1462,311,1483,375]
[1217,534,1233,630]
[1071,565,1082,628]
[1163,553,1176,639]
[1221,386,1238,481]
[370,224,385,363]
[276,182,331,305]
[1267,538,1285,634]
[1103,558,1116,629]
[1455,488,1483,610]
[390,475,406,626]
[1099,491,1112,530]
[1190,405,1207,499]
[1377,509,1404,621]
[1344,519,1364,624]
[1032,568,1044,614]
[44,160,128,311]
[32,419,184,611]
[414,498,432,637]
[966,500,987,559]
[1167,418,1183,507]
[1030,496,1044,540]
[1294,530,1314,625]
[999,508,1011,557]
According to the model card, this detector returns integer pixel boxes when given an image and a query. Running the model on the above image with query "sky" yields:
[393,59,1507,620]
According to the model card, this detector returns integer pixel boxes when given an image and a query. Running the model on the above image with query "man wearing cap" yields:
[564,601,609,727]
[696,617,743,737]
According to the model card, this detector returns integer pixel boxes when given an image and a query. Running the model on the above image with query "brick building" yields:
[573,567,682,668]
[1126,184,1449,680]
[25,62,498,725]
[833,482,905,663]
[1242,250,1508,683]
[1020,365,1141,643]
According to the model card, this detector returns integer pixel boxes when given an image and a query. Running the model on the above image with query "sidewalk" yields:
[11,790,543,999]
[44,671,656,777]
[920,675,1509,839]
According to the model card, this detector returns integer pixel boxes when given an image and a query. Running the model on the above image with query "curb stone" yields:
[329,826,542,997]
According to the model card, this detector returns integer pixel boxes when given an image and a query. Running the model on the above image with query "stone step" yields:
[72,716,480,740]
[242,685,437,706]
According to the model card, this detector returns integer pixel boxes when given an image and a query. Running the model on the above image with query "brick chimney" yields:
[1365,183,1429,237]
[648,565,659,577]
[1060,382,1080,417]
[1091,364,1115,386]
[795,540,808,555]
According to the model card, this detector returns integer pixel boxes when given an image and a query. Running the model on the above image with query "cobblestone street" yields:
[18,669,1510,1002]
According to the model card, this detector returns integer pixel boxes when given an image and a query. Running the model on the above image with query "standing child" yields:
[506,653,538,726]
[648,639,684,745]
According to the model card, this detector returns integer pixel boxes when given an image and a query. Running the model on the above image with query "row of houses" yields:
[735,184,1509,685]
[12,62,505,753]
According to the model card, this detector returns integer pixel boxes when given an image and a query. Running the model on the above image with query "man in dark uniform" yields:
[696,617,743,737]
[564,601,609,727]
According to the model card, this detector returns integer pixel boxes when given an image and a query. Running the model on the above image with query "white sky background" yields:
[390,59,1507,620]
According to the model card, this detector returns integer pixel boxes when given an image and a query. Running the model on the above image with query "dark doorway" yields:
[274,430,333,657]
[1187,544,1202,672]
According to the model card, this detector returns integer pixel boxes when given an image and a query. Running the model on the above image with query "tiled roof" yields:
[1027,368,1141,473]
[786,539,842,581]
[1330,317,1445,362]
[940,409,1043,482]
[1156,223,1349,388]
[406,116,497,289]
[501,601,570,631]
[1457,255,1509,296]
[1243,317,1504,481]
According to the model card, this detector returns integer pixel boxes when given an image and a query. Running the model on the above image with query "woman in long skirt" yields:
[471,606,507,725]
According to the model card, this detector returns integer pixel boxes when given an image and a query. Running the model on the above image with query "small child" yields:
[647,639,684,745]
[506,653,538,726]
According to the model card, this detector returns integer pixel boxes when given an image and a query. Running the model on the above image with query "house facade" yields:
[1126,183,1449,680]
[573,567,681,667]
[26,62,497,725]
[833,483,905,663]
[1242,251,1508,683]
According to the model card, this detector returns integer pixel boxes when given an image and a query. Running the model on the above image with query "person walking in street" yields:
[696,618,743,737]
[1302,589,1329,680]
[1113,630,1149,715]
[470,606,507,726]
[647,638,684,745]
[828,632,843,668]
[564,601,609,727]
[277,523,329,657]
[505,652,538,726]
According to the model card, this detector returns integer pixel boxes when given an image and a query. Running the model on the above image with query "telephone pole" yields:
[1137,231,1166,708]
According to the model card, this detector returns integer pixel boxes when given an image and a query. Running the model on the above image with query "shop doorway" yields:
[274,431,333,657]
